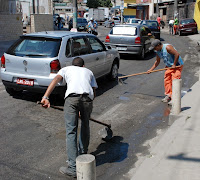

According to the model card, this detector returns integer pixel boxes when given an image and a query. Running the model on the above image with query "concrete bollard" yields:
[76,154,96,180]
[172,79,182,115]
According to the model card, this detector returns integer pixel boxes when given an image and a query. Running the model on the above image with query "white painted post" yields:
[172,79,182,115]
[76,154,96,180]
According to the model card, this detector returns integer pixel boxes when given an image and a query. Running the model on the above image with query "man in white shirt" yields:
[169,19,174,35]
[41,57,98,178]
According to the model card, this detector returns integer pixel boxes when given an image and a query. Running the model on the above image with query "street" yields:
[0,26,199,180]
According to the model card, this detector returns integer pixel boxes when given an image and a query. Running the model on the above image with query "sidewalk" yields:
[129,28,200,180]
[130,76,200,180]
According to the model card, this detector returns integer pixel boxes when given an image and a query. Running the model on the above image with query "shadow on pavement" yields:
[168,153,200,163]
[90,136,129,166]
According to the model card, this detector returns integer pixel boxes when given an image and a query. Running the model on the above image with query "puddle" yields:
[119,96,130,101]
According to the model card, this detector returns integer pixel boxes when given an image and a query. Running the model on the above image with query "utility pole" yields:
[37,0,39,14]
[73,0,77,29]
[174,0,178,18]
[156,0,160,17]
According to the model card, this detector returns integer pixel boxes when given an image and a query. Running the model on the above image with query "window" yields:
[72,37,90,57]
[163,8,166,15]
[111,26,137,36]
[87,37,104,53]
[65,39,72,57]
[6,37,61,58]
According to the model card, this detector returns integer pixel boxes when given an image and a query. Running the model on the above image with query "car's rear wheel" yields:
[5,87,22,96]
[179,31,182,36]
[108,62,118,80]
[139,47,145,60]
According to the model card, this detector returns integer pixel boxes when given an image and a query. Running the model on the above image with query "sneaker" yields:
[162,95,171,103]
[59,167,77,178]
[168,100,172,106]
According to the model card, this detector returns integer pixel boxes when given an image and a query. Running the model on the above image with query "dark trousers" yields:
[64,95,93,173]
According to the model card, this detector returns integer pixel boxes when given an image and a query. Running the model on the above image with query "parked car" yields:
[125,18,141,24]
[69,18,88,31]
[178,18,198,36]
[140,20,160,39]
[105,24,155,59]
[1,31,120,96]
[113,17,121,26]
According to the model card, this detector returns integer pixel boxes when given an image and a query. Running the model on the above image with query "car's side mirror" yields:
[106,45,112,50]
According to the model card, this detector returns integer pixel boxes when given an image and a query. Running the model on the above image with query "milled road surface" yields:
[0,26,199,180]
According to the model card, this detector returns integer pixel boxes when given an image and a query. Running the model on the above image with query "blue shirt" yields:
[156,44,184,67]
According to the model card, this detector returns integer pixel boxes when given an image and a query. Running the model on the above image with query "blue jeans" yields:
[64,96,93,173]
[58,23,61,30]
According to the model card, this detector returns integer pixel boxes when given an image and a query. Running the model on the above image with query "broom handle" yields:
[118,66,181,79]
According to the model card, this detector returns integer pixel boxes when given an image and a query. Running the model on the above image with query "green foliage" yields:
[86,0,99,8]
[86,0,113,8]
[99,0,113,7]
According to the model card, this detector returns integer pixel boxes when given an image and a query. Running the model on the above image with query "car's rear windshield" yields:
[111,26,137,35]
[77,19,87,23]
[6,36,61,58]
[180,19,195,25]
[145,21,158,27]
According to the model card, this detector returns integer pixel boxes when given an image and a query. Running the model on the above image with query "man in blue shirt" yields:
[147,39,184,103]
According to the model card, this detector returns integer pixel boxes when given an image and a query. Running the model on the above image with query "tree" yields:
[99,0,113,7]
[86,0,99,8]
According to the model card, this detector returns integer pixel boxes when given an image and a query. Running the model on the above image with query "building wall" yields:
[31,14,54,32]
[194,0,200,30]
[0,0,9,14]
[0,14,23,41]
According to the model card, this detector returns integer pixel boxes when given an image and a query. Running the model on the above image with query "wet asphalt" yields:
[0,26,199,180]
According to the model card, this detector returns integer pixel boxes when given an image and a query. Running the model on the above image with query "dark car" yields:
[140,20,160,39]
[69,18,88,31]
[178,18,198,36]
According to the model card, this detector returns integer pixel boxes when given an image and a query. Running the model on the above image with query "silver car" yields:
[1,31,120,96]
[105,24,155,59]
[125,18,141,24]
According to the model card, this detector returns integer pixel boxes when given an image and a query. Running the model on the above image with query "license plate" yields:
[17,78,34,86]
[79,27,84,29]
[116,47,127,51]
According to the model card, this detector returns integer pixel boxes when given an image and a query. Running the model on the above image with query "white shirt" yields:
[57,66,98,100]
[169,20,174,25]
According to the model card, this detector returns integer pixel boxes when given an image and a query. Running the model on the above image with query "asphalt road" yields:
[0,26,199,180]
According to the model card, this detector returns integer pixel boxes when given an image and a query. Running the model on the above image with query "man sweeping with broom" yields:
[147,39,184,104]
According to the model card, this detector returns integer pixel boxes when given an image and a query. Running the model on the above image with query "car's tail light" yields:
[135,37,141,44]
[158,26,160,30]
[105,35,110,43]
[1,55,5,68]
[50,60,61,73]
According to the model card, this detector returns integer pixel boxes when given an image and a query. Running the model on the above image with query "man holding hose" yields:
[147,39,184,103]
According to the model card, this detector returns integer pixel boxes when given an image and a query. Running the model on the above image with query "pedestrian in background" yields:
[147,39,184,104]
[173,16,179,35]
[169,19,174,35]
[41,57,98,178]
[57,15,62,30]
[157,16,161,26]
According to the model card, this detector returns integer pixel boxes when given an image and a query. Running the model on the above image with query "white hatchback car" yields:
[1,31,120,96]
